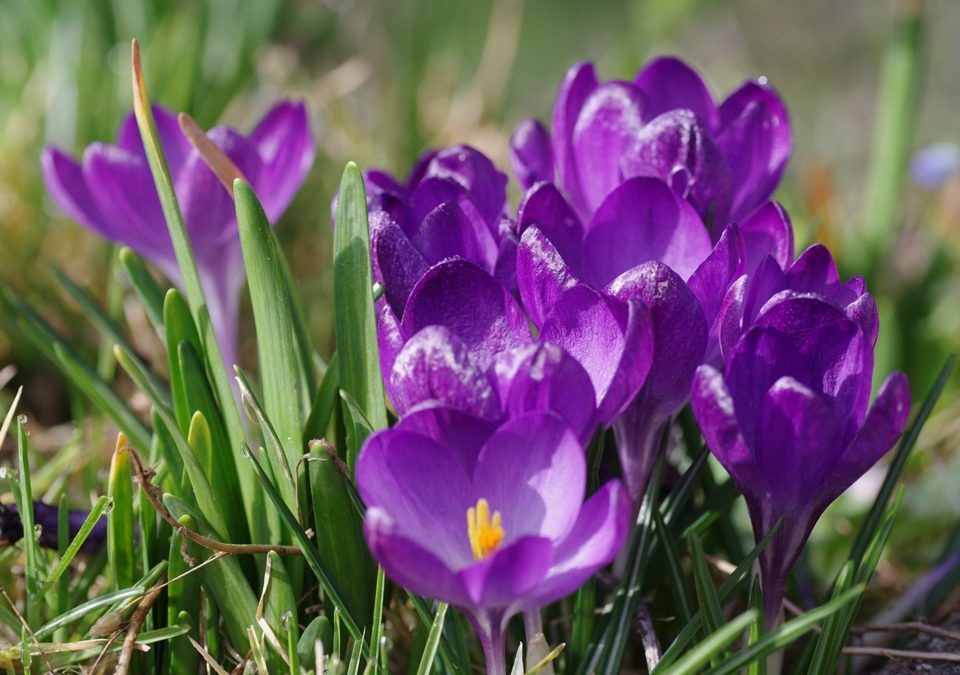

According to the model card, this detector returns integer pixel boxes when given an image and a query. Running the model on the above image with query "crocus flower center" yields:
[467,498,504,560]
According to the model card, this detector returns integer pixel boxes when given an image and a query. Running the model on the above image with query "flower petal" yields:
[357,429,475,568]
[633,56,717,129]
[458,536,553,609]
[510,119,554,191]
[823,372,911,505]
[115,105,192,177]
[401,260,531,369]
[516,181,585,272]
[393,404,498,456]
[498,342,599,443]
[473,413,585,542]
[516,225,581,328]
[716,82,792,220]
[687,223,746,329]
[370,211,430,316]
[423,145,508,227]
[552,62,599,214]
[249,100,315,222]
[572,82,646,214]
[582,177,712,286]
[376,299,404,387]
[739,201,794,271]
[620,109,732,229]
[524,479,632,608]
[41,147,114,240]
[410,200,498,271]
[365,510,473,608]
[389,325,500,419]
[690,365,757,489]
[540,286,654,424]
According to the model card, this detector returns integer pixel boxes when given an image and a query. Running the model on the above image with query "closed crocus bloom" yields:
[691,295,910,625]
[511,56,791,235]
[515,177,793,499]
[42,101,314,371]
[358,410,631,675]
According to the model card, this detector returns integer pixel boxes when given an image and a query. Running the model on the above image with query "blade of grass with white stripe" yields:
[659,610,758,675]
[235,180,309,469]
[414,603,449,675]
[333,162,387,466]
[129,39,257,538]
[14,420,42,627]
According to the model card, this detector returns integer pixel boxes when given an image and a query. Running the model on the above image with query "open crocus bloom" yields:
[511,56,791,234]
[42,101,314,370]
[358,409,631,673]
[516,177,793,498]
[691,295,910,624]
[381,258,654,442]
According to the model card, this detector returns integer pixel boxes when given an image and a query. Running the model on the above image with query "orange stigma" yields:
[467,498,504,560]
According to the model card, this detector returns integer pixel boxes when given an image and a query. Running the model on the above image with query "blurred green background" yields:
[1,0,958,601]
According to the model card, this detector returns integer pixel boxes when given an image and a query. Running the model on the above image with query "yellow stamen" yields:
[467,498,504,560]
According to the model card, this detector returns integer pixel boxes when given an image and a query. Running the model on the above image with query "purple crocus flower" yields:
[515,177,793,499]
[42,102,315,370]
[358,408,631,674]
[716,243,878,363]
[511,57,791,235]
[691,295,910,624]
[381,258,654,442]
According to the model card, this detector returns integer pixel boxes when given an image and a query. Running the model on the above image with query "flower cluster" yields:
[354,56,910,662]
[41,55,911,672]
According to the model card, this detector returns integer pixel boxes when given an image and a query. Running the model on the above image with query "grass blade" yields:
[414,603,449,675]
[657,609,758,675]
[14,420,42,627]
[108,434,137,590]
[118,247,166,335]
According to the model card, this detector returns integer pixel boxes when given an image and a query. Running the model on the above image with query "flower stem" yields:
[479,623,506,675]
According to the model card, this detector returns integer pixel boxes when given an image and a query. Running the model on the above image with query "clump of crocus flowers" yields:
[42,55,910,673]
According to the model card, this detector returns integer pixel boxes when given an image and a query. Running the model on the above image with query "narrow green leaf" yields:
[298,616,332,669]
[15,421,41,627]
[333,162,388,467]
[308,440,375,631]
[40,496,111,597]
[305,353,340,442]
[806,562,854,675]
[262,551,298,643]
[746,576,766,675]
[368,566,386,666]
[166,518,201,675]
[108,437,136,590]
[653,520,783,673]
[689,531,723,651]
[341,389,376,461]
[661,609,758,675]
[414,603,448,675]
[705,586,865,675]
[163,496,260,653]
[653,507,693,624]
[235,179,309,468]
[118,247,166,335]
[243,443,366,645]
[164,289,203,433]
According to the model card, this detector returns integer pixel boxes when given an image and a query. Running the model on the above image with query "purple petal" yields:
[459,536,553,609]
[754,377,844,512]
[365,510,473,608]
[406,149,440,189]
[358,429,475,568]
[717,82,792,220]
[516,182,585,271]
[402,260,531,369]
[410,200,498,271]
[633,56,717,129]
[785,244,840,290]
[823,372,911,505]
[473,413,585,541]
[510,119,554,190]
[687,224,746,328]
[197,239,246,371]
[393,404,498,456]
[423,145,508,227]
[41,147,115,240]
[370,211,430,316]
[552,62,599,214]
[572,81,646,214]
[582,177,712,286]
[525,479,632,608]
[540,287,654,424]
[739,201,794,271]
[389,326,500,419]
[497,343,599,444]
[249,100,315,222]
[176,126,262,249]
[81,143,170,260]
[690,365,758,489]
[493,234,519,293]
[606,261,708,413]
[516,225,581,328]
[365,169,407,222]
[620,109,732,229]
[376,299,404,387]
